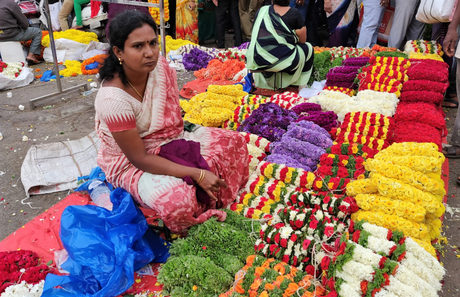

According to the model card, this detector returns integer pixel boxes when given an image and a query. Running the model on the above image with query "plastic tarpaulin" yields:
[41,187,170,297]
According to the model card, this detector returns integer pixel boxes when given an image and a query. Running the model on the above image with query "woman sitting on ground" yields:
[95,10,249,233]
[245,0,314,90]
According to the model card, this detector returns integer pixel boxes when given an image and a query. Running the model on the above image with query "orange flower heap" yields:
[81,54,108,75]
[194,58,245,81]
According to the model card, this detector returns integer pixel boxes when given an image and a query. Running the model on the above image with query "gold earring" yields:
[119,58,123,65]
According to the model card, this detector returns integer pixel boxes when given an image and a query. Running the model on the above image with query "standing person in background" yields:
[239,0,263,42]
[356,0,388,48]
[58,0,74,31]
[387,0,424,50]
[176,0,198,43]
[214,0,242,49]
[306,0,325,46]
[325,0,359,47]
[72,0,91,29]
[443,2,460,168]
[198,0,216,44]
[289,0,307,22]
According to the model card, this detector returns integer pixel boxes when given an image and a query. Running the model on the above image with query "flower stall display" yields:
[357,56,410,97]
[292,103,339,132]
[81,54,108,75]
[309,51,335,84]
[182,47,213,71]
[178,44,219,57]
[322,221,445,297]
[220,255,328,297]
[323,86,356,96]
[325,64,362,90]
[59,60,82,77]
[194,58,246,81]
[148,0,169,25]
[180,85,247,127]
[41,29,98,47]
[309,90,399,121]
[160,35,197,55]
[237,103,298,142]
[346,142,445,254]
[240,133,271,174]
[0,61,24,79]
[326,143,379,159]
[223,95,268,131]
[404,40,443,56]
[408,52,444,61]
[216,47,246,62]
[157,212,261,297]
[0,250,56,294]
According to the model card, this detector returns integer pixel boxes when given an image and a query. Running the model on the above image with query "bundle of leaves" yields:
[309,51,332,84]
[374,51,408,59]
[157,255,233,297]
[158,214,260,296]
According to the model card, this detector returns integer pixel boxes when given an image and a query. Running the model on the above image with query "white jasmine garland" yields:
[341,260,375,282]
[0,280,44,297]
[261,224,268,232]
[399,254,440,291]
[404,238,445,280]
[385,276,420,297]
[337,280,362,297]
[285,240,295,255]
[362,223,390,240]
[393,265,435,296]
[366,235,396,255]
[267,228,278,241]
[349,242,382,267]
[374,289,399,297]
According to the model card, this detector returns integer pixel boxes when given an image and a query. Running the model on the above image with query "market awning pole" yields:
[44,0,62,92]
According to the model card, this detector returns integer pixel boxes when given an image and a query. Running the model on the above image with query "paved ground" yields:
[0,45,459,295]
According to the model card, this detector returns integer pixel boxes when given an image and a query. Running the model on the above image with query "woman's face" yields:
[117,23,160,75]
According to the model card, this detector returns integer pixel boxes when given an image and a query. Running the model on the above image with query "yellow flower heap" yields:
[347,142,445,256]
[160,35,196,55]
[60,60,82,77]
[180,85,247,127]
[41,29,98,47]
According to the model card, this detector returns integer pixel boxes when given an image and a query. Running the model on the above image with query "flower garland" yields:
[224,95,268,130]
[316,165,367,180]
[240,132,271,153]
[181,84,247,127]
[160,35,196,55]
[404,40,443,56]
[374,51,409,59]
[81,54,108,75]
[182,47,213,71]
[270,136,326,169]
[257,161,315,189]
[266,154,313,172]
[394,102,446,130]
[283,124,333,149]
[248,144,268,174]
[406,61,448,82]
[59,60,82,77]
[401,80,448,93]
[220,255,327,297]
[333,121,393,141]
[194,58,245,81]
[0,61,24,79]
[312,176,352,193]
[148,0,169,24]
[323,86,356,96]
[374,142,441,159]
[178,44,218,56]
[399,90,444,105]
[326,143,378,159]
[393,122,442,150]
[342,57,370,67]
[41,29,98,47]
[295,111,339,133]
[216,48,246,62]
[334,132,390,151]
[0,250,56,294]
[0,280,44,297]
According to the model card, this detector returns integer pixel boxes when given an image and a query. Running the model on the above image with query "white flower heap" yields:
[239,132,271,175]
[347,142,446,256]
[309,90,399,122]
[1,280,44,297]
[0,61,24,80]
[254,194,357,273]
[322,221,445,297]
[179,84,247,127]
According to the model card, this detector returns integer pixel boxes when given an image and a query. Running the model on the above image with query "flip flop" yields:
[442,97,459,108]
[443,146,460,159]
[26,59,41,66]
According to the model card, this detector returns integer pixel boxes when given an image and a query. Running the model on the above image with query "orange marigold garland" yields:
[81,54,108,75]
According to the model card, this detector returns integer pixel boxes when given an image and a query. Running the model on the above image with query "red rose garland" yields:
[406,65,448,82]
[342,112,394,128]
[401,80,449,93]
[393,122,442,150]
[395,102,446,130]
[326,143,379,159]
[400,90,444,105]
[408,58,448,70]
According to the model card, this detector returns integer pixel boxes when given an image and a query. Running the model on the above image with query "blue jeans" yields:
[289,0,309,22]
[3,27,42,55]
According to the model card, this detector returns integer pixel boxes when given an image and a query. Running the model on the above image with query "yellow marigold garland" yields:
[59,60,82,77]
[374,142,441,158]
[408,52,444,62]
[41,29,98,47]
[160,35,197,55]
[372,155,444,174]
[148,0,170,25]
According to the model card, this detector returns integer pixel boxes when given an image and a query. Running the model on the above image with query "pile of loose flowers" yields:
[0,61,24,79]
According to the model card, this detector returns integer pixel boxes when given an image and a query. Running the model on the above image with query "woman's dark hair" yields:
[273,0,290,6]
[99,10,158,85]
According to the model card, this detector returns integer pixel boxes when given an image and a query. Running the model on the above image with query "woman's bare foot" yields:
[442,93,458,108]
[26,53,40,64]
[71,25,84,30]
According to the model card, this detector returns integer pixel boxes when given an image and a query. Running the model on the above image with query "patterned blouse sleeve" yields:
[96,92,137,132]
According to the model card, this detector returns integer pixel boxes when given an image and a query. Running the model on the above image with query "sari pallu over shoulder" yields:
[246,5,313,89]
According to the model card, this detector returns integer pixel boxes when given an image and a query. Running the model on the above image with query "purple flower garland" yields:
[271,136,326,161]
[182,47,213,71]
[290,121,330,138]
[292,102,322,114]
[266,154,313,172]
[342,57,370,67]
[238,42,250,50]
[283,125,333,149]
[326,72,358,83]
[296,111,339,132]
[329,66,362,74]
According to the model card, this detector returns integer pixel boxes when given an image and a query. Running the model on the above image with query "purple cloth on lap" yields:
[158,139,211,204]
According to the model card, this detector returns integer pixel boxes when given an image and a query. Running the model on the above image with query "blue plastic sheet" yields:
[41,187,170,297]
[234,72,254,93]
[85,62,100,70]
[40,70,63,82]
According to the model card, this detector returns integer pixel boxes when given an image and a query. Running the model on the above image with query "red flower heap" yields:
[357,56,410,97]
[394,58,449,151]
[0,250,57,293]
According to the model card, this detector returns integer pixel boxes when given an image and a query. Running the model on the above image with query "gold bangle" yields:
[197,169,205,184]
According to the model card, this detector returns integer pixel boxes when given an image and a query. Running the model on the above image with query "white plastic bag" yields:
[416,0,456,24]
[299,80,326,99]
[80,41,110,60]
[43,38,87,63]
[39,0,62,31]
[0,67,34,90]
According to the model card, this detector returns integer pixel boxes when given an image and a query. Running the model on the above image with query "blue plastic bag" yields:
[40,70,63,82]
[41,188,170,297]
[76,166,114,192]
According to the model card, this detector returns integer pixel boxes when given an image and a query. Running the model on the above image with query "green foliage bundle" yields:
[374,51,409,59]
[309,51,332,84]
[158,212,261,297]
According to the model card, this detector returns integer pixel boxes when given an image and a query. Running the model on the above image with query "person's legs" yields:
[451,58,460,148]
[239,0,251,40]
[356,0,385,48]
[58,0,74,31]
[73,0,90,27]
[387,0,419,49]
[306,0,322,46]
[215,0,229,48]
[229,0,243,46]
